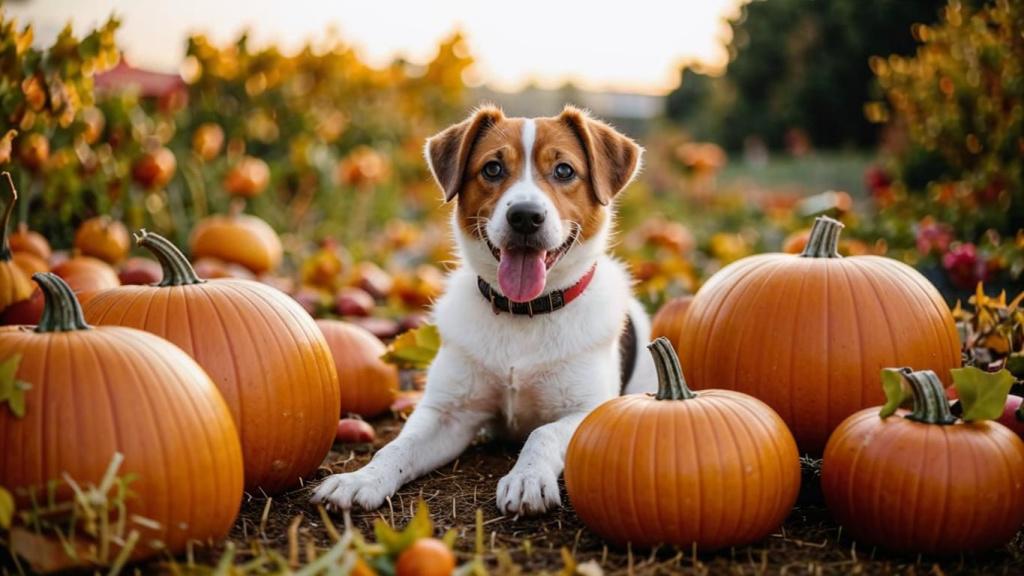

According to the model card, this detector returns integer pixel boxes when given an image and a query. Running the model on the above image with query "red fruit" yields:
[999,395,1024,440]
[118,257,162,285]
[395,538,455,576]
[0,288,43,325]
[335,419,375,444]
[349,316,400,340]
[335,287,375,317]
[291,286,327,316]
[399,313,429,333]
[132,147,177,189]
[391,391,423,416]
[864,166,891,191]
[351,261,393,299]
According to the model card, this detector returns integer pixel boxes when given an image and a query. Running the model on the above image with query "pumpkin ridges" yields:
[724,396,773,543]
[879,257,961,370]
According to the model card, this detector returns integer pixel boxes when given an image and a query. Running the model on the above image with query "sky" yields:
[6,0,741,95]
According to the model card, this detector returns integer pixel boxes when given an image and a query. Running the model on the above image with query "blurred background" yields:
[0,0,1020,333]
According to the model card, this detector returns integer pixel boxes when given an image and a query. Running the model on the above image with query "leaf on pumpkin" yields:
[0,355,30,418]
[0,486,14,530]
[953,367,1015,422]
[373,499,433,556]
[381,324,441,370]
[879,367,912,418]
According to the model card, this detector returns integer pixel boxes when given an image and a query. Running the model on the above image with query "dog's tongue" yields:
[498,248,548,303]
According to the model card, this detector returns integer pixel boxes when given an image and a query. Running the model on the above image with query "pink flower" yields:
[915,218,954,255]
[942,243,990,290]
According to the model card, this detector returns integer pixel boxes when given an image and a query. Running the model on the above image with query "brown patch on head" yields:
[557,105,642,206]
[532,118,607,241]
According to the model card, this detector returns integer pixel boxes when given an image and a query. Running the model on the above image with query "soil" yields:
[186,416,1024,575]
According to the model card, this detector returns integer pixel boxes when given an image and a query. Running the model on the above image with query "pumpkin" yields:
[74,216,131,264]
[51,255,121,295]
[678,216,961,455]
[0,173,33,313]
[565,337,800,550]
[132,146,177,189]
[650,295,693,358]
[9,223,51,262]
[395,538,456,576]
[822,368,1024,554]
[192,122,225,161]
[223,155,270,198]
[12,252,48,277]
[190,204,282,274]
[83,231,339,493]
[317,320,399,418]
[0,273,243,560]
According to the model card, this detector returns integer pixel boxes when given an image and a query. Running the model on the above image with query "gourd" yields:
[190,202,282,274]
[82,231,339,493]
[317,319,399,418]
[565,338,800,549]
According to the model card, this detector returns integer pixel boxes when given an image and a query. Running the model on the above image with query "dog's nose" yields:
[507,202,546,235]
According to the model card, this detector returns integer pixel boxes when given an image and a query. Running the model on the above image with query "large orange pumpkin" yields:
[679,216,961,455]
[317,319,399,418]
[565,337,800,550]
[822,368,1024,554]
[83,231,339,493]
[74,216,131,264]
[0,273,243,560]
[650,294,693,358]
[0,173,32,313]
[190,204,282,274]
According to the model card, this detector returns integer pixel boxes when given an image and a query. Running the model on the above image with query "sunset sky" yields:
[6,0,741,94]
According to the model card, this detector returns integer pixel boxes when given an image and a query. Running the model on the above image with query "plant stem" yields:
[34,273,91,333]
[1,172,17,260]
[800,215,844,259]
[903,370,957,425]
[649,337,697,400]
[134,229,205,287]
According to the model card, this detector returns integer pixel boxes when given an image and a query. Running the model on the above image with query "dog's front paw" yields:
[496,468,561,516]
[310,470,394,511]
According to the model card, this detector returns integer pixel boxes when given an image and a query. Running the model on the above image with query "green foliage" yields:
[880,367,913,418]
[381,324,441,370]
[870,0,1024,238]
[0,486,13,530]
[666,0,943,150]
[951,366,1014,421]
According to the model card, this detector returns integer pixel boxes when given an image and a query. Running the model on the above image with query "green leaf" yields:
[0,355,30,418]
[381,325,441,370]
[373,500,434,557]
[0,486,13,530]
[879,367,912,418]
[953,367,1015,422]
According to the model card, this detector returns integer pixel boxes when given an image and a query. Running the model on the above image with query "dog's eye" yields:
[482,161,504,181]
[554,163,575,181]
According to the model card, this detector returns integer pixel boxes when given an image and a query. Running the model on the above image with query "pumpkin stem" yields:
[800,215,843,259]
[903,369,957,425]
[34,273,91,333]
[1,172,17,261]
[134,229,205,287]
[649,337,697,401]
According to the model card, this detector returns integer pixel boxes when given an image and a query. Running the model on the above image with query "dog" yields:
[312,104,655,516]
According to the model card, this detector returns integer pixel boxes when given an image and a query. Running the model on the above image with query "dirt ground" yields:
[193,416,1024,575]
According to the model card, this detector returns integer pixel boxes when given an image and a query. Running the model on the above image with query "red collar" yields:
[477,263,597,317]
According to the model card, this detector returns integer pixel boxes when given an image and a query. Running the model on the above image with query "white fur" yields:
[312,117,655,516]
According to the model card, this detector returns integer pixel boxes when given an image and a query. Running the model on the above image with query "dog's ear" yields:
[425,105,505,203]
[559,105,642,206]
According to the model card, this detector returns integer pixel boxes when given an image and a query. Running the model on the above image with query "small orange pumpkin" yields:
[223,155,270,198]
[132,146,177,190]
[9,223,51,262]
[83,231,339,493]
[317,320,399,418]
[565,338,800,550]
[12,252,47,277]
[74,216,131,264]
[650,294,693,358]
[680,216,961,455]
[0,273,244,559]
[822,368,1024,554]
[0,173,33,313]
[395,538,456,576]
[190,203,282,274]
[51,255,121,296]
[192,122,225,161]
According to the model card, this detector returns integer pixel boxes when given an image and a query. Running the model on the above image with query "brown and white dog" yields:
[312,105,655,516]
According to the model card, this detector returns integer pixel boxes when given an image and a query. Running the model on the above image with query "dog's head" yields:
[425,105,642,303]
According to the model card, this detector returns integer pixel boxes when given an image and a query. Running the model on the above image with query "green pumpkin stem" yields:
[800,215,844,259]
[649,337,697,401]
[134,229,205,287]
[34,273,91,333]
[1,172,17,261]
[903,370,957,425]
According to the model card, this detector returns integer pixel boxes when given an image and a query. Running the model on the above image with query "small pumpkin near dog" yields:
[565,337,800,550]
[822,366,1024,555]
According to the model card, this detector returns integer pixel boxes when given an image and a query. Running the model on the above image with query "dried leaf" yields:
[382,324,441,370]
[374,499,433,556]
[0,486,13,529]
[0,354,30,418]
[953,367,1015,422]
